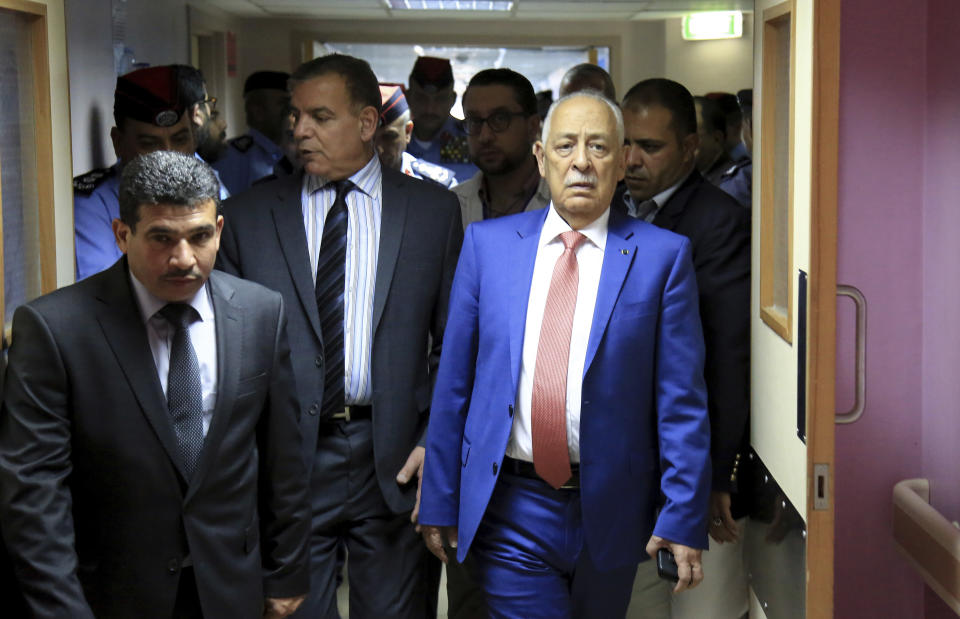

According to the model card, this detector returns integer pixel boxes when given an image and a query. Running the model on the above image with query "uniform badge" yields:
[154,110,179,127]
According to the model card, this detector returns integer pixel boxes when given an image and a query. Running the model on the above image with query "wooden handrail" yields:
[892,478,960,615]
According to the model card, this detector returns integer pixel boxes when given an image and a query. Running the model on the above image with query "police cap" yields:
[114,66,186,128]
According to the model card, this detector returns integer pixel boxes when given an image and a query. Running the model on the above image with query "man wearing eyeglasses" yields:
[454,68,550,228]
[174,65,230,178]
[406,56,478,183]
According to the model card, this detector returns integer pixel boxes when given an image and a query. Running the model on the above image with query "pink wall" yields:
[920,0,960,615]
[835,0,926,616]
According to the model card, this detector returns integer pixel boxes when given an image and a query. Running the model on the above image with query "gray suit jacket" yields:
[0,260,310,619]
[217,165,463,513]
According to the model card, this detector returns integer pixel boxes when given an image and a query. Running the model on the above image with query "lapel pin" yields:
[621,249,629,255]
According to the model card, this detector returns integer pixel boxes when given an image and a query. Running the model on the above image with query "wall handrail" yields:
[892,478,960,615]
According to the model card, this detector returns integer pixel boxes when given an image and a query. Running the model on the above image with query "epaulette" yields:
[73,167,115,196]
[229,135,255,153]
[720,161,746,180]
[411,158,456,188]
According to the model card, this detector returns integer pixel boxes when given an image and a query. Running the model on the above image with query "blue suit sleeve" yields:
[651,238,712,550]
[418,224,481,528]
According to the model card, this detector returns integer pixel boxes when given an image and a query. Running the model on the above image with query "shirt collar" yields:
[541,202,609,252]
[129,269,214,326]
[303,153,382,203]
[625,168,693,216]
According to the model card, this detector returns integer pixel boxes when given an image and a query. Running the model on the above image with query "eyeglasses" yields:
[463,110,528,136]
[202,96,218,111]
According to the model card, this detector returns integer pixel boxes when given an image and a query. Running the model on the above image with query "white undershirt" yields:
[130,274,218,436]
[506,204,609,463]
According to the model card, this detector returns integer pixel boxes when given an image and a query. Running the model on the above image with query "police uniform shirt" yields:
[212,128,284,195]
[405,116,478,184]
[716,158,752,208]
[74,164,123,281]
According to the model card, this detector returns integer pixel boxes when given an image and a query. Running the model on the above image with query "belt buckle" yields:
[332,406,352,421]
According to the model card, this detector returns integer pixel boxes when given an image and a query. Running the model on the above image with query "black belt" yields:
[324,405,372,422]
[502,456,580,489]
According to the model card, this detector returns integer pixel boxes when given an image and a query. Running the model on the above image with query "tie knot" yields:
[559,230,586,252]
[159,303,198,329]
[327,179,355,202]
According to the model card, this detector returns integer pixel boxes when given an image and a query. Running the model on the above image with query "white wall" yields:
[664,15,755,95]
[64,0,245,176]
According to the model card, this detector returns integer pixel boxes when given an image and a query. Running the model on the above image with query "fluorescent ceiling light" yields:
[682,12,743,41]
[386,1,514,10]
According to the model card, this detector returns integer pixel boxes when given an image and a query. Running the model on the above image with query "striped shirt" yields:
[302,155,382,405]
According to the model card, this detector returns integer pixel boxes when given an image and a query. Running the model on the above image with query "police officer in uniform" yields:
[213,71,292,194]
[405,56,477,183]
[73,66,197,280]
[375,84,457,189]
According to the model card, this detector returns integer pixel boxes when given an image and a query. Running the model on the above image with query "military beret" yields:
[244,70,290,95]
[409,56,454,92]
[114,66,186,128]
[379,83,409,125]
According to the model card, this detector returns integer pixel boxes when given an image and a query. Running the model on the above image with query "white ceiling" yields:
[195,0,754,20]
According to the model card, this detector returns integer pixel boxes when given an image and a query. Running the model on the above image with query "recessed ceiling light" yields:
[385,1,515,11]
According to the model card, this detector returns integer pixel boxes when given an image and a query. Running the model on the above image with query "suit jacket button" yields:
[309,403,319,416]
[508,405,514,417]
[167,559,179,574]
[492,462,498,475]
[315,355,322,368]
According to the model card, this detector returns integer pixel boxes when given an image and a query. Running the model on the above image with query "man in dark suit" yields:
[619,78,751,619]
[418,90,711,618]
[0,151,310,618]
[217,54,463,618]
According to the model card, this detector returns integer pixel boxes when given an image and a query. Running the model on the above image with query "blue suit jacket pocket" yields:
[461,436,471,468]
[614,301,658,320]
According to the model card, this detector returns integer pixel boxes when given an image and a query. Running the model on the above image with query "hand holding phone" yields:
[656,548,679,583]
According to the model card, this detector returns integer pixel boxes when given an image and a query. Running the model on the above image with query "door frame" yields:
[806,0,841,616]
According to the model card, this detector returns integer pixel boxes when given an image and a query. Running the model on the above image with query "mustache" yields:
[564,170,598,187]
[163,268,200,279]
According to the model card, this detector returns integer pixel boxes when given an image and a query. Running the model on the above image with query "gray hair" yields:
[119,151,220,230]
[540,89,624,146]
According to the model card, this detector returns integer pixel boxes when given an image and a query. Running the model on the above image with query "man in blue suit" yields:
[418,90,712,618]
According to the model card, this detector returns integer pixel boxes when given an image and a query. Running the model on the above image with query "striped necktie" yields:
[531,230,586,489]
[316,179,354,417]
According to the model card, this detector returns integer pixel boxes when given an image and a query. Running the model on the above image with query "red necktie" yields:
[532,230,586,489]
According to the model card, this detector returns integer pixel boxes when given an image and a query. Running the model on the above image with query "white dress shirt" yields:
[301,155,382,405]
[130,274,218,436]
[506,204,609,463]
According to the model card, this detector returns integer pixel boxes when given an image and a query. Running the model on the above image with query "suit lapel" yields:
[373,167,408,334]
[94,260,190,481]
[508,209,549,390]
[584,209,637,375]
[185,273,241,502]
[651,170,702,233]
[271,174,322,339]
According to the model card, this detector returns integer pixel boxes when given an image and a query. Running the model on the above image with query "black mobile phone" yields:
[656,548,679,583]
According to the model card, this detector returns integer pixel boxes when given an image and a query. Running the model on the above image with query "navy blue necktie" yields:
[159,303,204,479]
[316,179,354,416]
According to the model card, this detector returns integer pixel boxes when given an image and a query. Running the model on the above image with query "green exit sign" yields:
[682,12,744,40]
